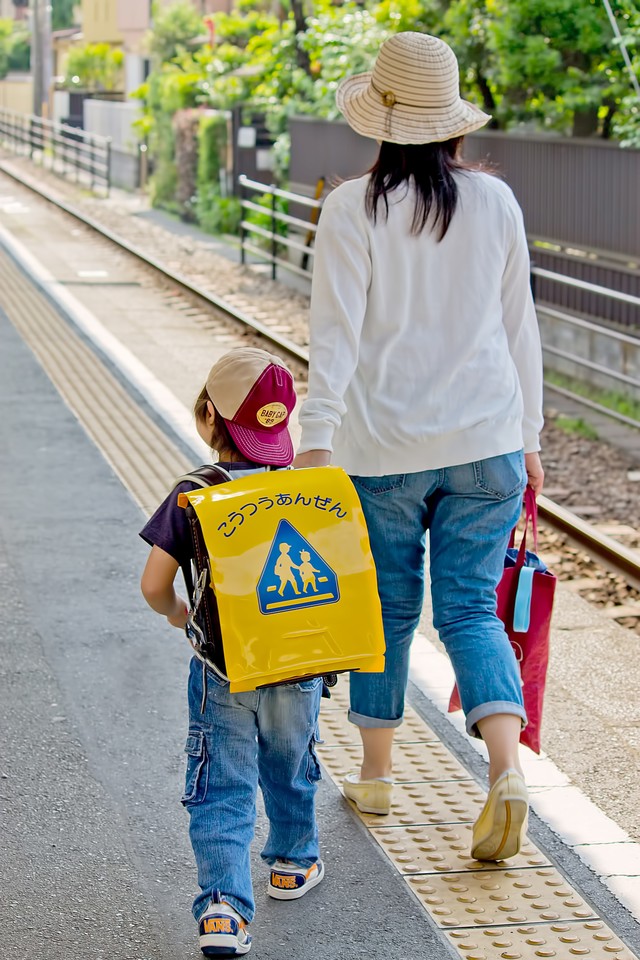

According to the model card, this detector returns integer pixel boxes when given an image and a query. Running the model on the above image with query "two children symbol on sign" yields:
[274,543,321,596]
[258,519,340,615]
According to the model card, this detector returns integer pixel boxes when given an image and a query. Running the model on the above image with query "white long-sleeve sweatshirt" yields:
[298,171,544,476]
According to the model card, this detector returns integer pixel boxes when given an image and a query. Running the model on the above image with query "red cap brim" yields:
[225,420,294,466]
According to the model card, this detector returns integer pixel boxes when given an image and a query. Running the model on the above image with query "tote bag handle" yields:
[514,485,538,570]
[511,485,540,632]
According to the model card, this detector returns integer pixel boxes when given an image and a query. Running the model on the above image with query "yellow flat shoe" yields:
[471,769,528,861]
[343,773,393,815]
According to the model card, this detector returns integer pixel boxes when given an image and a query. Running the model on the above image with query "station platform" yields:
[1,170,640,960]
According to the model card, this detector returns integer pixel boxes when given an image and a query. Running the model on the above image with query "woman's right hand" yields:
[524,452,544,496]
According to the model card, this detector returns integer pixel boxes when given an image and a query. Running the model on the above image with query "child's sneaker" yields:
[267,859,325,900]
[198,893,252,956]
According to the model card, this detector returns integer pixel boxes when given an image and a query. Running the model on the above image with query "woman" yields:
[295,31,544,862]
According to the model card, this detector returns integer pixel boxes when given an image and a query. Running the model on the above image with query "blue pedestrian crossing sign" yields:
[257,519,340,615]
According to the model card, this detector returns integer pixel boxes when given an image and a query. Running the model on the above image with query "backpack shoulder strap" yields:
[172,463,233,490]
[174,464,232,604]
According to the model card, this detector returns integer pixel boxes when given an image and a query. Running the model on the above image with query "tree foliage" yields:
[134,0,640,224]
[0,20,12,79]
[137,0,640,145]
[610,4,640,146]
[443,0,633,137]
[52,0,77,31]
[0,18,30,78]
[63,42,124,91]
[147,1,205,62]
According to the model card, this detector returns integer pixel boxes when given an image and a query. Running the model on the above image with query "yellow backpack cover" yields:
[178,465,385,692]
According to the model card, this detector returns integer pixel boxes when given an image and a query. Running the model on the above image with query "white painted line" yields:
[0,202,29,214]
[572,842,640,877]
[606,877,640,919]
[0,224,210,461]
[409,630,640,921]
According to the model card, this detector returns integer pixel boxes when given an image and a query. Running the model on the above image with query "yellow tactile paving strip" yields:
[0,249,191,515]
[320,740,471,782]
[371,823,550,873]
[318,679,638,960]
[406,868,596,926]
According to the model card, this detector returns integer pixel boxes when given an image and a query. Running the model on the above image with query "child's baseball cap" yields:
[206,347,296,466]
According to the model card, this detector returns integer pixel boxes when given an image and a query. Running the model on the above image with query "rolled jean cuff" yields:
[466,701,527,740]
[348,708,403,729]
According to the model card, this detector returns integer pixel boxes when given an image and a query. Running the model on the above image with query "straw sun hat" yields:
[336,32,491,145]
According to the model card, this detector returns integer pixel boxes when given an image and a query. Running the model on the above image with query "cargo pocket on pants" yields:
[181,730,209,805]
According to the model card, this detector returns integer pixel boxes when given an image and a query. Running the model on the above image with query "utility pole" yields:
[31,0,53,117]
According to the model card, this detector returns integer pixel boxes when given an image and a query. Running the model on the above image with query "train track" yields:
[2,159,640,616]
[0,161,309,369]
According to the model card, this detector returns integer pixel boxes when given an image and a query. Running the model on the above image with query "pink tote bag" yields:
[448,486,556,754]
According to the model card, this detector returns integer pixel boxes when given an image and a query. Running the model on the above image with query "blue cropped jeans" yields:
[349,451,528,738]
[181,657,323,923]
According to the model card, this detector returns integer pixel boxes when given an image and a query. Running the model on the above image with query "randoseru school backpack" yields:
[174,464,386,694]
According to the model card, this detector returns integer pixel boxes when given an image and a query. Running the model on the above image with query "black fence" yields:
[463,131,640,261]
[0,107,111,195]
[290,118,640,259]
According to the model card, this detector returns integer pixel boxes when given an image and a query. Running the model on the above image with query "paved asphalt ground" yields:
[0,307,454,959]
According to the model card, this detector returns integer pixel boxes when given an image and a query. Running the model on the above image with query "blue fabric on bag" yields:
[505,548,547,634]
[504,547,547,572]
[513,566,535,632]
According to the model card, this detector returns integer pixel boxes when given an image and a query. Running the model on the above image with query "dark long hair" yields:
[365,138,482,241]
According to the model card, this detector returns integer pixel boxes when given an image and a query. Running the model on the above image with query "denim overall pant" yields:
[181,658,323,923]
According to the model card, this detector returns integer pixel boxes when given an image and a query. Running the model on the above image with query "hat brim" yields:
[336,72,491,144]
[225,420,294,467]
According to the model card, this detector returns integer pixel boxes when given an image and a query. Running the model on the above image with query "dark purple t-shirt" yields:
[139,462,269,566]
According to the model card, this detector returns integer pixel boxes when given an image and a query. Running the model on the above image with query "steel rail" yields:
[537,496,640,592]
[3,161,640,594]
[0,161,309,367]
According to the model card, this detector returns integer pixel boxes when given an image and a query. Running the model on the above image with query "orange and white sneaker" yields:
[471,769,529,862]
[343,772,393,815]
[267,859,325,900]
[198,893,251,956]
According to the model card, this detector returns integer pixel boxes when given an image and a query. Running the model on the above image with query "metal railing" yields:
[0,107,111,195]
[532,266,640,429]
[238,174,322,282]
[530,240,640,331]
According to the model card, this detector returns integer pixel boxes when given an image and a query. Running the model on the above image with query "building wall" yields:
[0,73,33,113]
[81,0,122,44]
[84,97,140,150]
[53,89,70,123]
[116,0,151,54]
[83,97,142,189]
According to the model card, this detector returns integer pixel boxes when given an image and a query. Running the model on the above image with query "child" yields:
[298,550,321,594]
[140,347,324,957]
